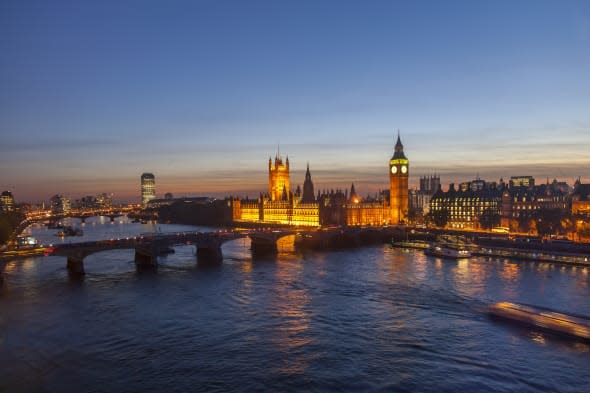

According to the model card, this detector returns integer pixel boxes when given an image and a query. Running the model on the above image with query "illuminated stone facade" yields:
[501,181,568,222]
[269,155,290,201]
[429,181,502,229]
[389,134,409,224]
[233,154,321,227]
[346,199,389,226]
[571,182,590,216]
[233,135,409,227]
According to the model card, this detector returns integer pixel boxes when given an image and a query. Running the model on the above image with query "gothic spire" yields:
[302,163,315,203]
[392,130,407,160]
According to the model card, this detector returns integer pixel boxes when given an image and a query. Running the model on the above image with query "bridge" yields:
[14,208,137,236]
[50,207,134,223]
[40,226,399,276]
[47,229,306,275]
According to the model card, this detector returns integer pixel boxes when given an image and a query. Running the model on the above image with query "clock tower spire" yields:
[389,131,409,224]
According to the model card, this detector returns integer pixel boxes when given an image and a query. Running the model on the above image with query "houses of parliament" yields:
[231,134,409,227]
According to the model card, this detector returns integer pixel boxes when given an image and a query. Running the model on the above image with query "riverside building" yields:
[231,133,410,227]
[429,180,502,229]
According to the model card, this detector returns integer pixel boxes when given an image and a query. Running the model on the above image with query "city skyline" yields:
[2,0,589,202]
[5,139,588,204]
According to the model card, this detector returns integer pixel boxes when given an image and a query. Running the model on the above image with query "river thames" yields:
[1,217,589,392]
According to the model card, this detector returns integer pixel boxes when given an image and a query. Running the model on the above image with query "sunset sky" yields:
[2,0,589,203]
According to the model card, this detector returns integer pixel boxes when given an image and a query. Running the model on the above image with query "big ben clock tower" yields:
[389,132,409,224]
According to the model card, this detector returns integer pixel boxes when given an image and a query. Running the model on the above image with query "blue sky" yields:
[1,0,589,202]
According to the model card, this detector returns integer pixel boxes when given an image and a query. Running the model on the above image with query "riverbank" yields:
[392,239,590,267]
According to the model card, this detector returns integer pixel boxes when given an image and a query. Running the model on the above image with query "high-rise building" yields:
[1,191,14,212]
[50,194,71,214]
[141,173,156,207]
[96,193,113,209]
[389,133,409,224]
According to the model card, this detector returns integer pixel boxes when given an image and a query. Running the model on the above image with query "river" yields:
[1,216,589,392]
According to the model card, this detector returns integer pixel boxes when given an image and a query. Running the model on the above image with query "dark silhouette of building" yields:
[410,174,441,215]
[50,194,71,214]
[302,163,315,203]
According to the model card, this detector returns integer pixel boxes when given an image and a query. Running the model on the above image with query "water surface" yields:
[1,218,589,392]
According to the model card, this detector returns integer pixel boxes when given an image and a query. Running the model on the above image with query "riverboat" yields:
[391,241,429,250]
[488,301,590,341]
[55,226,84,237]
[424,244,471,259]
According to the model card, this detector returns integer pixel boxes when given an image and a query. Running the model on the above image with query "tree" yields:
[0,212,24,245]
[407,207,422,225]
[518,215,531,233]
[509,218,520,233]
[479,208,501,229]
[577,221,590,241]
[430,208,449,228]
[528,219,537,235]
[534,209,566,237]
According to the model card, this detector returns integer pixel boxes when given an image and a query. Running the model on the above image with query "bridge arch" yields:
[247,230,299,255]
[74,248,137,274]
[220,236,251,257]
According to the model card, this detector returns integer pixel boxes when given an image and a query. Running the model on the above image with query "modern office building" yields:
[0,191,14,212]
[95,193,113,209]
[141,173,156,207]
[49,194,71,214]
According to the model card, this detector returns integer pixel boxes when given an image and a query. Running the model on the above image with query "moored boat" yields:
[55,226,84,237]
[424,244,471,259]
[47,222,65,229]
[391,240,430,250]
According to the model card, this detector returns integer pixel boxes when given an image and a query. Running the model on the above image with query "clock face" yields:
[391,166,398,174]
[401,165,407,174]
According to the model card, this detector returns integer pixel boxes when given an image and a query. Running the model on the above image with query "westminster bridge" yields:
[20,227,397,276]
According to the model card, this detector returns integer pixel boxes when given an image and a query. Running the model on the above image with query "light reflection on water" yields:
[1,219,590,392]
